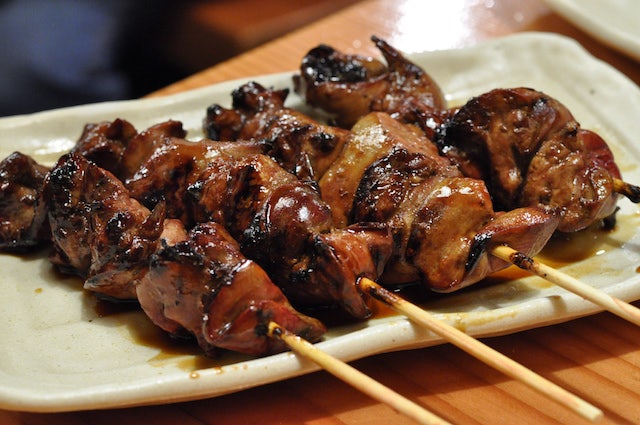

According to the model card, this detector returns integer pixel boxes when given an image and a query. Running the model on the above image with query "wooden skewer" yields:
[491,244,640,327]
[267,321,451,425]
[613,178,640,203]
[358,278,603,423]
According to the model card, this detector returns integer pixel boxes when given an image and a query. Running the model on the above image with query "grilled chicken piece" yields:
[125,137,209,225]
[0,119,174,251]
[70,118,138,177]
[202,85,559,293]
[293,35,447,137]
[192,153,392,318]
[0,152,50,250]
[437,87,622,232]
[320,112,456,228]
[323,112,559,292]
[119,120,187,180]
[125,137,264,225]
[40,151,326,356]
[137,221,326,356]
[204,81,352,180]
[127,136,392,319]
[43,153,165,299]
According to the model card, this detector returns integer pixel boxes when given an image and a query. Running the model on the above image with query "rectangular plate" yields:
[1,32,640,412]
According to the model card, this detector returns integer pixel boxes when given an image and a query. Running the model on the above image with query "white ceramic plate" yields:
[2,32,640,413]
[544,0,640,61]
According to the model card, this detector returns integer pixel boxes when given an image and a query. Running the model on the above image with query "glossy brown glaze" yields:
[43,153,165,300]
[294,36,447,138]
[0,152,50,250]
[137,221,326,356]
[204,81,352,180]
[437,87,623,232]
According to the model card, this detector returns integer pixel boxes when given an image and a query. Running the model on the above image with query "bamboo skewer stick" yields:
[267,321,451,425]
[613,178,640,203]
[358,278,603,423]
[491,244,640,327]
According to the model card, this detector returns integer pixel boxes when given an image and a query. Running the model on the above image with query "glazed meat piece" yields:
[437,87,623,232]
[119,120,187,180]
[43,153,166,299]
[0,152,50,250]
[71,118,189,182]
[323,112,559,292]
[204,81,352,180]
[125,137,263,224]
[189,153,393,318]
[126,134,392,319]
[136,221,326,356]
[294,35,447,137]
[125,137,209,224]
[320,112,456,227]
[522,127,621,232]
[70,118,138,177]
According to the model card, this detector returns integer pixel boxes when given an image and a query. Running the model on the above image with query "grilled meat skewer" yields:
[436,87,629,232]
[41,151,326,356]
[138,220,326,356]
[293,37,638,233]
[126,135,392,318]
[322,112,558,291]
[205,86,558,293]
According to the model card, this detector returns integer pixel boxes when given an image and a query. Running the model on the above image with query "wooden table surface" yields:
[4,1,640,424]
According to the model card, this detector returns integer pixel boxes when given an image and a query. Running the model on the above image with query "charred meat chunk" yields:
[204,81,352,180]
[437,87,622,232]
[136,221,326,356]
[43,153,165,299]
[323,112,559,292]
[190,152,393,318]
[320,112,456,228]
[125,137,263,224]
[294,35,447,137]
[0,152,50,250]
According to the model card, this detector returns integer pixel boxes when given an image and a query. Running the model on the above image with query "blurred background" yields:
[0,0,360,117]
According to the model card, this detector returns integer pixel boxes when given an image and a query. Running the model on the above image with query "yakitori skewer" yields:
[267,321,451,425]
[30,149,452,425]
[491,245,640,327]
[200,90,604,420]
[358,278,603,423]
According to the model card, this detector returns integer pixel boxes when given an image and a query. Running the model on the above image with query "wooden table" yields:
[4,1,640,424]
